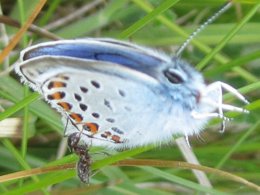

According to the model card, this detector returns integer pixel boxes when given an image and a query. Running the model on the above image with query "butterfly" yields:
[14,3,249,183]
[15,38,248,149]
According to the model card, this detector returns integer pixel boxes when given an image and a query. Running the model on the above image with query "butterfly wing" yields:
[16,56,172,148]
[21,39,172,79]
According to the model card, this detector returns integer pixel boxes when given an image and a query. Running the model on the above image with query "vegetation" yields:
[0,0,259,194]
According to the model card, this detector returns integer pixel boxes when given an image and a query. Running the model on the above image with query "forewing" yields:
[21,39,171,78]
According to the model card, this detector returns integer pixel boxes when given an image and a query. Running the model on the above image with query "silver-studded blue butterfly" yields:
[14,3,249,183]
[15,38,248,149]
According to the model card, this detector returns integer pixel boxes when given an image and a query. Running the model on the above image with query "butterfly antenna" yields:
[175,2,232,57]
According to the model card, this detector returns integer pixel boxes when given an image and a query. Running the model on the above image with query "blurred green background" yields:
[0,0,259,194]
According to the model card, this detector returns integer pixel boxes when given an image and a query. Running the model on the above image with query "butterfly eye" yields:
[163,69,184,84]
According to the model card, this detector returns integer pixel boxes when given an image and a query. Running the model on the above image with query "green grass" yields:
[0,0,259,194]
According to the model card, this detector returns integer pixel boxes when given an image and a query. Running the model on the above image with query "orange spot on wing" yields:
[104,131,112,136]
[69,113,83,123]
[101,131,112,138]
[47,92,65,100]
[48,81,67,89]
[57,102,72,111]
[111,135,121,143]
[83,123,99,134]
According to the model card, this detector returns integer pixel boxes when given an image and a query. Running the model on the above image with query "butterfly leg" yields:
[191,111,231,132]
[203,81,249,107]
[207,81,249,104]
[191,111,231,121]
[203,99,248,113]
[202,81,226,131]
[201,81,249,132]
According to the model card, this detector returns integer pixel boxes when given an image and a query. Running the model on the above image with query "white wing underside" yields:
[16,56,172,148]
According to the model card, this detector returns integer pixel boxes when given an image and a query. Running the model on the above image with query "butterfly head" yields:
[160,57,205,110]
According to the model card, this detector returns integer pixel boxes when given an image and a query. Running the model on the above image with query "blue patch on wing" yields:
[23,43,164,70]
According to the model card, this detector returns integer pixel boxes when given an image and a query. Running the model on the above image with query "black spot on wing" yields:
[106,118,115,123]
[104,99,113,110]
[91,80,100,88]
[80,86,88,93]
[111,127,124,135]
[74,93,82,101]
[92,113,100,118]
[118,89,125,97]
[79,103,88,111]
